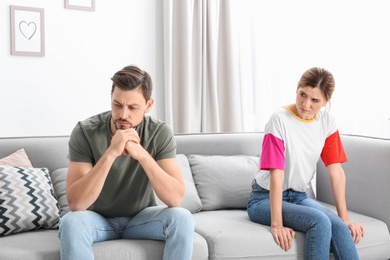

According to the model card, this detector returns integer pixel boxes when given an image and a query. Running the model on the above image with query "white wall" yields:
[1,1,389,139]
[0,0,164,138]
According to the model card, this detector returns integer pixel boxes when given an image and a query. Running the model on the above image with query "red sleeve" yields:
[320,130,347,166]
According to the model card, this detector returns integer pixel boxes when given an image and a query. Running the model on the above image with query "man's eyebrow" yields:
[112,99,140,107]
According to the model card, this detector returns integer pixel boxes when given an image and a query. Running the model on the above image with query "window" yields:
[235,0,390,138]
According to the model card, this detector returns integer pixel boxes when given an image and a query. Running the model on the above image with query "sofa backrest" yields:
[175,132,263,156]
[0,136,70,173]
[3,133,389,222]
[0,133,264,172]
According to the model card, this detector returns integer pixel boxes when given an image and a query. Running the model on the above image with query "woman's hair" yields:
[298,67,335,101]
[111,65,153,102]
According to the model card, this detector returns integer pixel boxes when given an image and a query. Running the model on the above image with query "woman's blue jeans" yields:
[58,206,194,260]
[247,180,359,260]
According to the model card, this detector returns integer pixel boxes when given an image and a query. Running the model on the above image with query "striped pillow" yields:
[0,166,60,236]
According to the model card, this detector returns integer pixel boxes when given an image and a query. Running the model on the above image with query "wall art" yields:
[10,5,45,57]
[65,0,95,11]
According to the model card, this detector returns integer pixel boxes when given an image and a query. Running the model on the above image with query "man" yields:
[59,65,194,260]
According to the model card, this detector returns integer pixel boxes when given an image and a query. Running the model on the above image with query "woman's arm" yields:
[270,169,295,251]
[327,163,365,243]
[327,163,348,220]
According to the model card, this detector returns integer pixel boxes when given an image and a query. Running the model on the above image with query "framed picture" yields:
[65,0,95,11]
[10,5,45,57]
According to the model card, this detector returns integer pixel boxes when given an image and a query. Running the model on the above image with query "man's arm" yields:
[66,129,135,211]
[66,155,115,211]
[124,139,185,207]
[147,157,184,207]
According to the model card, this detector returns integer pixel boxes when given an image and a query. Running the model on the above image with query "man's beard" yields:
[113,118,133,130]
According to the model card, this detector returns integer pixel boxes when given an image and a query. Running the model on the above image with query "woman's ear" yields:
[323,99,331,109]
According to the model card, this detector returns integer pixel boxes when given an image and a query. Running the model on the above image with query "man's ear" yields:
[145,98,154,113]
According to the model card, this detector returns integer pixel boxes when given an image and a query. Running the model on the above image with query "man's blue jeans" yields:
[58,206,194,260]
[247,180,359,260]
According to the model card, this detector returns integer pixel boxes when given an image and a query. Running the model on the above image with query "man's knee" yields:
[59,211,99,238]
[170,207,195,231]
[60,211,85,228]
[59,212,83,239]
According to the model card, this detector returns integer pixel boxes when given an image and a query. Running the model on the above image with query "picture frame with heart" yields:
[10,5,45,57]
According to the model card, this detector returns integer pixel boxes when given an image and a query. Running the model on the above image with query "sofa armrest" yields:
[316,135,390,229]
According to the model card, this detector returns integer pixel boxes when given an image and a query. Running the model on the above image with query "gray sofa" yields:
[1,132,390,259]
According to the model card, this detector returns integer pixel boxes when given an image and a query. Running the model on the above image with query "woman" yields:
[247,67,364,259]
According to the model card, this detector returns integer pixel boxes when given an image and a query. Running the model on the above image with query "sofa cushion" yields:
[194,210,305,259]
[193,206,390,260]
[0,166,60,236]
[50,168,70,217]
[0,229,209,260]
[188,155,258,210]
[155,154,202,213]
[177,154,203,212]
[93,232,208,260]
[0,148,33,168]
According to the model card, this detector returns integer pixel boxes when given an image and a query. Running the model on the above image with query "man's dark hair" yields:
[111,65,153,102]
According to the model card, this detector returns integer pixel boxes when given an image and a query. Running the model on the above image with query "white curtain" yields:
[163,0,254,133]
[164,1,390,138]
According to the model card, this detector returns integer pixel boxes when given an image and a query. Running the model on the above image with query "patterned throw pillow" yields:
[0,166,60,236]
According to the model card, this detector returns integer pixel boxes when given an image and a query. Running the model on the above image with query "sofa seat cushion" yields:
[0,229,60,260]
[194,210,305,259]
[328,205,390,259]
[193,205,390,260]
[93,232,208,260]
[0,229,208,260]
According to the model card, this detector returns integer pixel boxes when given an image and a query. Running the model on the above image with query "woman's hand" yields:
[345,221,365,244]
[271,225,296,251]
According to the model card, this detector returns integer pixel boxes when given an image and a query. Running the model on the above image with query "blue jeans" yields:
[247,180,359,260]
[58,206,194,260]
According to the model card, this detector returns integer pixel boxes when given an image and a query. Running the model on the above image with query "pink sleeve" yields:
[260,133,285,170]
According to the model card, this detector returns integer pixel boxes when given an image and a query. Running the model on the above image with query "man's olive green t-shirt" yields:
[68,111,176,217]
